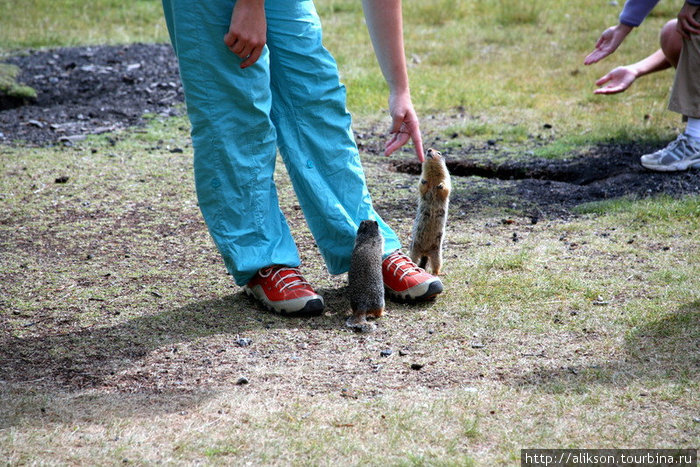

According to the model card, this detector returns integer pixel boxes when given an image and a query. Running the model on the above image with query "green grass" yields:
[2,0,700,465]
[576,194,700,221]
[0,0,168,50]
[4,117,697,463]
[0,0,685,154]
[0,63,36,100]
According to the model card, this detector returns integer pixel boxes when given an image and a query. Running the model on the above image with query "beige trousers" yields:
[668,11,700,118]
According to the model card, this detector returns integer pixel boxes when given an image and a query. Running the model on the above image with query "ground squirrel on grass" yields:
[346,220,385,333]
[409,148,451,275]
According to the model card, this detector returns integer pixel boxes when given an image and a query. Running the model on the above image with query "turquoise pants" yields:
[162,0,401,285]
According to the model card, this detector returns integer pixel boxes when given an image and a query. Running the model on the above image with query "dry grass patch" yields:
[2,116,699,463]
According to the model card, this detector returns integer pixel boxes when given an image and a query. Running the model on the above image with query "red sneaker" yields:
[382,251,443,302]
[243,266,324,316]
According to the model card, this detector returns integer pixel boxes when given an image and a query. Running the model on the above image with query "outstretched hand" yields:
[593,66,637,94]
[385,92,424,162]
[224,0,266,69]
[584,23,633,65]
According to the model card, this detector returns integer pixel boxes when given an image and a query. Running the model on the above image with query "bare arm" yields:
[362,0,424,162]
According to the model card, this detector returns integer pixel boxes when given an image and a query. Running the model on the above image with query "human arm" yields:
[223,0,266,69]
[361,0,424,162]
[618,0,661,29]
[593,49,672,94]
[677,1,700,39]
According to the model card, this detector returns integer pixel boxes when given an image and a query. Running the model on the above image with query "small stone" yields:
[398,349,409,356]
[236,377,249,385]
[410,363,424,370]
[346,317,376,333]
[54,175,69,184]
[380,349,393,357]
[470,342,485,349]
[58,134,86,144]
[236,338,252,347]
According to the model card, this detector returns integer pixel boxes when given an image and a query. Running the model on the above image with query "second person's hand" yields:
[593,66,638,94]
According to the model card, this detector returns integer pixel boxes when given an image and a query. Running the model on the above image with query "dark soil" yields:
[0,43,184,146]
[391,142,700,217]
[2,43,699,217]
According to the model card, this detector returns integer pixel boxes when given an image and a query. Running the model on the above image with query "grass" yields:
[1,114,698,464]
[0,0,686,153]
[2,0,700,465]
[0,63,36,100]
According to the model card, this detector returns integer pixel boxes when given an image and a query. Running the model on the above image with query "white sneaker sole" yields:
[641,158,700,172]
[384,278,444,303]
[243,285,325,316]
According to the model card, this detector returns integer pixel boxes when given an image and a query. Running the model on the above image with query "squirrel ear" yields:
[436,183,444,190]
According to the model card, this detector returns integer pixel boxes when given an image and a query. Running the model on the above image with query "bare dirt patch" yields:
[0,43,183,146]
[1,43,699,400]
[391,142,700,218]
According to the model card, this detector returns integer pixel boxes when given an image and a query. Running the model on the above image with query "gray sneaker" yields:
[640,133,700,172]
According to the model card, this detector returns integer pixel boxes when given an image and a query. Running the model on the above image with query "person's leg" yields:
[264,0,401,275]
[162,0,301,286]
[660,19,682,68]
[641,13,700,172]
[263,0,443,301]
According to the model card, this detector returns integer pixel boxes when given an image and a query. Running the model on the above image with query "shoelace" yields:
[260,266,310,291]
[384,252,423,281]
[666,134,700,161]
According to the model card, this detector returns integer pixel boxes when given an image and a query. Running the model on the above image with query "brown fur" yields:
[347,220,385,332]
[409,148,451,275]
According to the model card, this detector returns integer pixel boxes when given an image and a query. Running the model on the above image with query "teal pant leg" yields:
[265,0,402,274]
[162,0,301,285]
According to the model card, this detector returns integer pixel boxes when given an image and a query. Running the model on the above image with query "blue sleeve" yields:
[618,0,661,27]
[688,0,700,5]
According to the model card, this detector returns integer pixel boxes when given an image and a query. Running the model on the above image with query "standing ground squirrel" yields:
[409,148,451,275]
[346,220,385,332]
